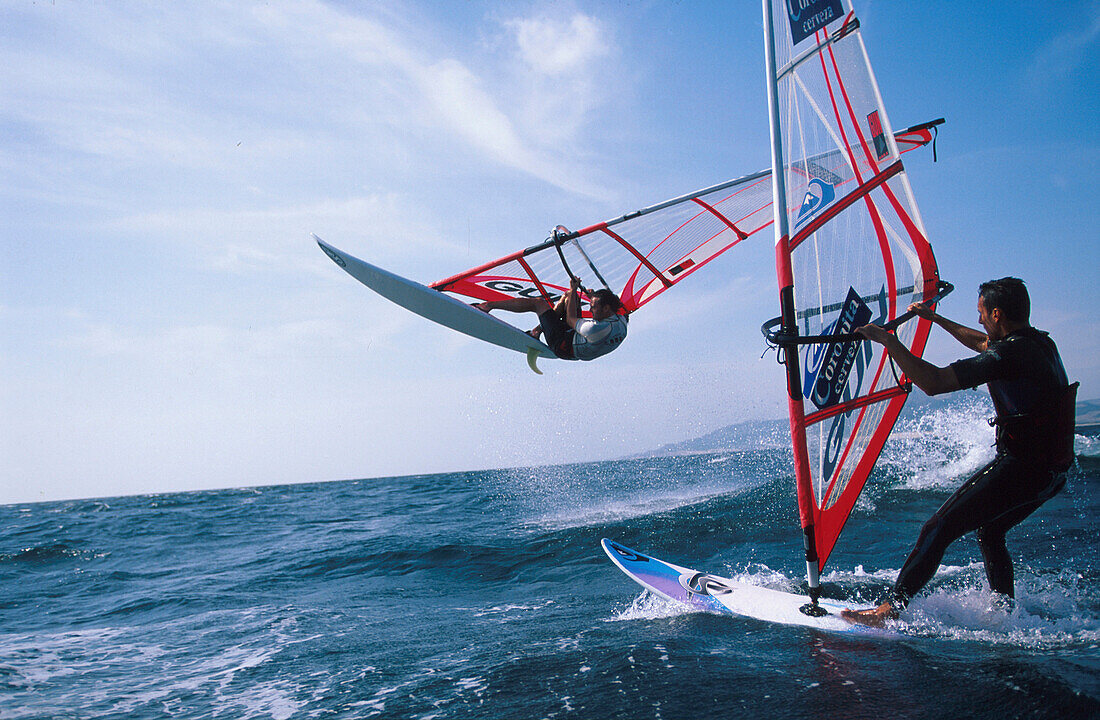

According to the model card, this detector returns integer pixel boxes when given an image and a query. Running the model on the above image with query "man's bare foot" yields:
[527,326,543,340]
[840,601,899,628]
[473,302,492,313]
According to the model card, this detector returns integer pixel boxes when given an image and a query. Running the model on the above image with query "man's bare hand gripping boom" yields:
[855,301,985,397]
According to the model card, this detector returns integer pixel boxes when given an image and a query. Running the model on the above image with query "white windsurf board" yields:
[315,235,556,370]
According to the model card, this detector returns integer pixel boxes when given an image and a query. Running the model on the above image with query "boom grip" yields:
[761,281,953,347]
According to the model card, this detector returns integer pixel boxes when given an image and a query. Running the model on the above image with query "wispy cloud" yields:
[313,2,617,198]
[112,192,456,271]
[244,0,615,198]
[1,1,619,211]
[501,11,617,151]
[510,13,609,77]
[1024,4,1100,86]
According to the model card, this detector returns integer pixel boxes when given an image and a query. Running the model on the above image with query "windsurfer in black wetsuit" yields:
[841,277,1076,628]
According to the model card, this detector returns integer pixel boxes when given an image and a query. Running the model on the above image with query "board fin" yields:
[526,346,543,375]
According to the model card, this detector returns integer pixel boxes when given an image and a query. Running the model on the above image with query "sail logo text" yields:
[787,0,844,45]
[481,279,562,302]
[802,287,887,487]
[319,244,346,268]
[804,288,872,409]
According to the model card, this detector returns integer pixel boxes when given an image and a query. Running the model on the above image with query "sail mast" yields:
[762,0,826,616]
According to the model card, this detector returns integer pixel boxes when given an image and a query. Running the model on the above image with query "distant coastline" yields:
[1075,399,1100,437]
[641,395,1100,456]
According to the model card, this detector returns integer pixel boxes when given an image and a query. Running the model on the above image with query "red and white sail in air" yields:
[761,0,949,610]
[430,121,941,320]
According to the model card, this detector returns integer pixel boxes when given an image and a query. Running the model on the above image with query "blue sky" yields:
[2,1,1098,504]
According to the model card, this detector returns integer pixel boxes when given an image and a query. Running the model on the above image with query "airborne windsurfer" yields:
[842,277,1076,627]
[474,277,628,361]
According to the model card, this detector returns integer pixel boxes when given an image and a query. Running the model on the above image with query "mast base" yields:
[799,580,829,617]
[799,602,829,617]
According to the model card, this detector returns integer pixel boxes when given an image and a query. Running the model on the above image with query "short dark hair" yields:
[589,289,624,312]
[979,277,1029,323]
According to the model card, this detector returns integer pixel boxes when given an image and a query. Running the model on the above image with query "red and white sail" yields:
[431,121,940,320]
[762,0,946,589]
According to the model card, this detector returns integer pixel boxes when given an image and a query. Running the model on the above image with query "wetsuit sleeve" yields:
[949,344,1007,390]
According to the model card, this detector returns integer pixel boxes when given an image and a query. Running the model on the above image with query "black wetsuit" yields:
[891,327,1075,605]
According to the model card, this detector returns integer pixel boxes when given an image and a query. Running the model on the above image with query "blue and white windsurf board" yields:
[602,539,883,634]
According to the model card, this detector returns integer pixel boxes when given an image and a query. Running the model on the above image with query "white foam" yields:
[221,682,304,720]
[498,459,768,531]
[727,563,801,591]
[522,482,758,532]
[455,675,488,695]
[0,606,316,719]
[902,577,1100,647]
[826,561,1100,647]
[609,590,699,622]
[1073,433,1100,458]
[883,396,998,489]
[472,599,556,618]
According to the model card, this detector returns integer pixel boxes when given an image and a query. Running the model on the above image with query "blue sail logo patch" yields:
[794,178,836,230]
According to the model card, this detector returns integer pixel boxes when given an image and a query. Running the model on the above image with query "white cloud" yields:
[509,13,609,77]
[500,11,618,155]
[413,59,538,172]
[265,0,614,198]
[1,0,617,221]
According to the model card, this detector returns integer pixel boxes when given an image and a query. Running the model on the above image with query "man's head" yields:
[977,277,1029,340]
[588,289,624,320]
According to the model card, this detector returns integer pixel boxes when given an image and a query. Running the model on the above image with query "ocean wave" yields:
[0,543,107,565]
[0,606,313,720]
[2,435,1096,718]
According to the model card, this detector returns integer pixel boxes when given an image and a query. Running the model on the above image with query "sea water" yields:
[2,399,1098,719]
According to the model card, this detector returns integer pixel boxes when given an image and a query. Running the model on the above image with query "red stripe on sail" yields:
[804,384,909,426]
